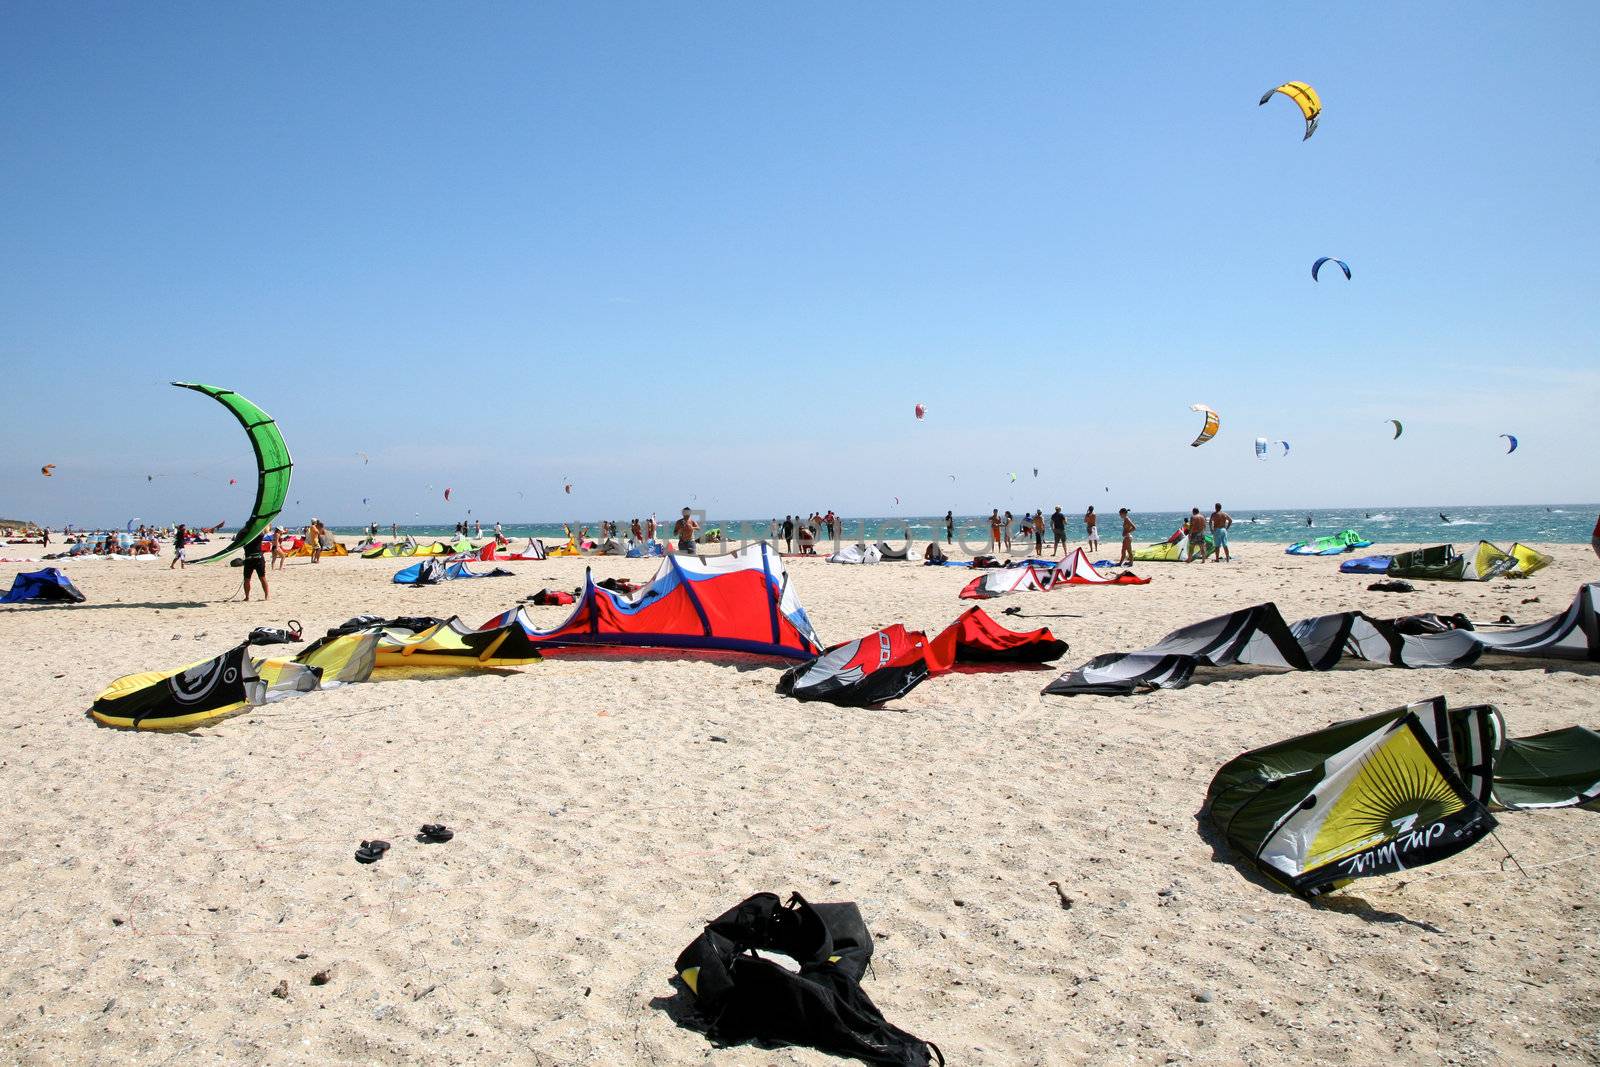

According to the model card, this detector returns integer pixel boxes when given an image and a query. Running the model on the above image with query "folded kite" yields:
[1045,581,1600,696]
[777,607,1066,706]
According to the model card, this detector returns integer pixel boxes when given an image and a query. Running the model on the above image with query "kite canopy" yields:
[1286,529,1372,555]
[1500,434,1519,454]
[1,568,85,604]
[1254,437,1290,460]
[1189,404,1219,447]
[1388,419,1403,440]
[484,543,821,659]
[1492,727,1600,809]
[1208,698,1495,897]
[1259,81,1321,139]
[171,382,291,564]
[1043,581,1599,697]
[959,549,1149,599]
[1311,257,1351,282]
[914,403,926,420]
[40,464,55,477]
[1385,541,1550,582]
[776,607,1066,706]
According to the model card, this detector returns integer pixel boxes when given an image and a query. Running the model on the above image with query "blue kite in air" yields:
[1312,257,1351,282]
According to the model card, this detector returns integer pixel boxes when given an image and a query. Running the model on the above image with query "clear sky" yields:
[3,3,1596,528]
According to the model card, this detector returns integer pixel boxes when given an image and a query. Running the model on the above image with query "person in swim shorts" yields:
[673,507,699,554]
[1184,508,1208,563]
[242,536,269,601]
[1210,503,1232,563]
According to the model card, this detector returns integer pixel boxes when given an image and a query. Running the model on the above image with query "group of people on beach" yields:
[967,504,1234,566]
[978,506,1106,556]
[770,512,841,555]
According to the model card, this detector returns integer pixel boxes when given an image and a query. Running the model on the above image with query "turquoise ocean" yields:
[332,503,1598,549]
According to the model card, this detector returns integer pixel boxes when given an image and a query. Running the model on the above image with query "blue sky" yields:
[3,3,1596,527]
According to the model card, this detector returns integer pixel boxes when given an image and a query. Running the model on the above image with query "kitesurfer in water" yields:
[1440,513,1452,524]
[1117,508,1136,567]
[1305,515,1313,527]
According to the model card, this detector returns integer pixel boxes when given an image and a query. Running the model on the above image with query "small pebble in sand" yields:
[310,970,331,986]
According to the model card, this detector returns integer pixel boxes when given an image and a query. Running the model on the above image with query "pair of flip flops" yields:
[354,824,454,863]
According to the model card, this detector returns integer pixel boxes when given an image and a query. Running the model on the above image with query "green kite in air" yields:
[171,382,292,564]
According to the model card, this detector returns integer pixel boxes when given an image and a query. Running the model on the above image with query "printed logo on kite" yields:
[171,657,232,706]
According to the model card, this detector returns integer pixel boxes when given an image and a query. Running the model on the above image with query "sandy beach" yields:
[1,540,1596,1065]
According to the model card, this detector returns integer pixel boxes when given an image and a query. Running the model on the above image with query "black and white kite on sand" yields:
[1045,582,1600,696]
[1208,694,1600,898]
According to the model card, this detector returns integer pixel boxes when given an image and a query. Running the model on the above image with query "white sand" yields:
[1,541,1597,1065]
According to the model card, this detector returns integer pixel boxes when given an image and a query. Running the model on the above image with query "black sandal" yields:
[355,839,391,864]
[418,824,454,844]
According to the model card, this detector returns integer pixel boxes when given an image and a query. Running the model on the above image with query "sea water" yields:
[332,503,1598,549]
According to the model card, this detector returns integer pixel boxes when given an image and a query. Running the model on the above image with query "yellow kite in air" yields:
[1259,81,1321,140]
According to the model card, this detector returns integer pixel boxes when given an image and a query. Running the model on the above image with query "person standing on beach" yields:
[782,515,795,552]
[1050,507,1066,555]
[1117,508,1135,566]
[170,523,188,570]
[1032,509,1045,554]
[242,536,268,601]
[309,518,325,563]
[988,509,1003,553]
[1002,510,1014,550]
[271,527,288,570]
[944,511,954,545]
[1209,503,1233,563]
[1084,506,1098,553]
[673,507,699,554]
[1185,508,1208,563]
